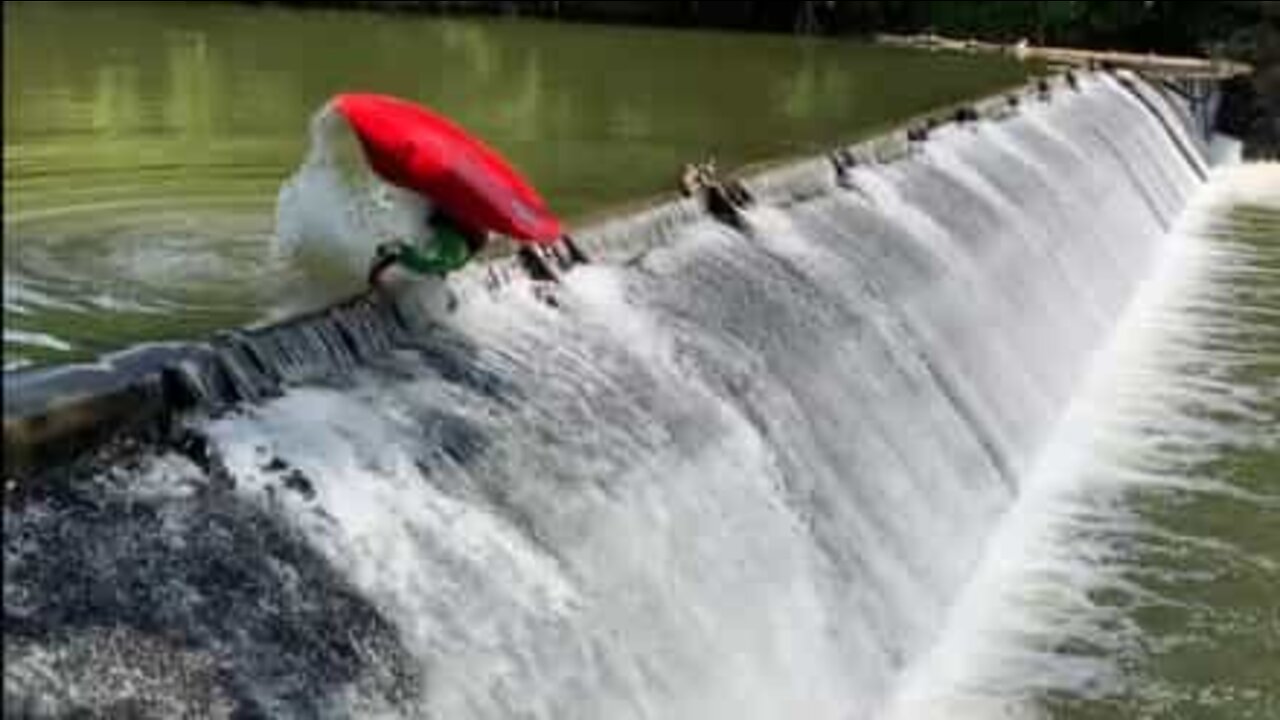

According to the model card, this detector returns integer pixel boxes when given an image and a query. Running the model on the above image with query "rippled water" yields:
[2,1,1032,368]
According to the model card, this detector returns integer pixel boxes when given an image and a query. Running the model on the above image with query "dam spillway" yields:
[5,72,1262,720]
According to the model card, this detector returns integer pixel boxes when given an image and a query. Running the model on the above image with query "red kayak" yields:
[333,93,562,244]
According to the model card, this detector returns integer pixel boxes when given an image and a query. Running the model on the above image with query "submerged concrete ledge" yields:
[3,293,393,479]
[2,71,1215,482]
[875,33,1252,80]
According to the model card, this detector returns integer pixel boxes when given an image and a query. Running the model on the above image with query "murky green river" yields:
[3,1,1031,367]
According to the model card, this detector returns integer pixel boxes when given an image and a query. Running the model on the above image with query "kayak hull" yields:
[333,93,562,244]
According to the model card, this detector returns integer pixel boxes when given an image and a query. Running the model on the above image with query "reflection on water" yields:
[3,1,1031,366]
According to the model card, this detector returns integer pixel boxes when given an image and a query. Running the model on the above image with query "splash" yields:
[274,101,434,296]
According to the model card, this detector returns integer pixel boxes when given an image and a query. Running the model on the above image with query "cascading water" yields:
[4,74,1230,719]
[880,158,1278,720]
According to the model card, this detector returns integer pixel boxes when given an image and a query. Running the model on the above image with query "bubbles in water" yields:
[274,101,434,294]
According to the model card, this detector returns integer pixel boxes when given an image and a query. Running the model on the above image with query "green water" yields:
[2,1,1032,368]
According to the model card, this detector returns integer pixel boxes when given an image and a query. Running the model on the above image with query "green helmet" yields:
[369,215,482,284]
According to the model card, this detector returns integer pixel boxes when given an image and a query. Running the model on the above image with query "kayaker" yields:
[367,211,487,286]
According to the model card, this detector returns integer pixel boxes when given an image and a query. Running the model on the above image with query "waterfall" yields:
[3,74,1213,719]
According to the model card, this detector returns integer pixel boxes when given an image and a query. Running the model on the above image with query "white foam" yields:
[274,102,434,295]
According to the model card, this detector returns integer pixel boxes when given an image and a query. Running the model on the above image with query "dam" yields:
[8,62,1277,719]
